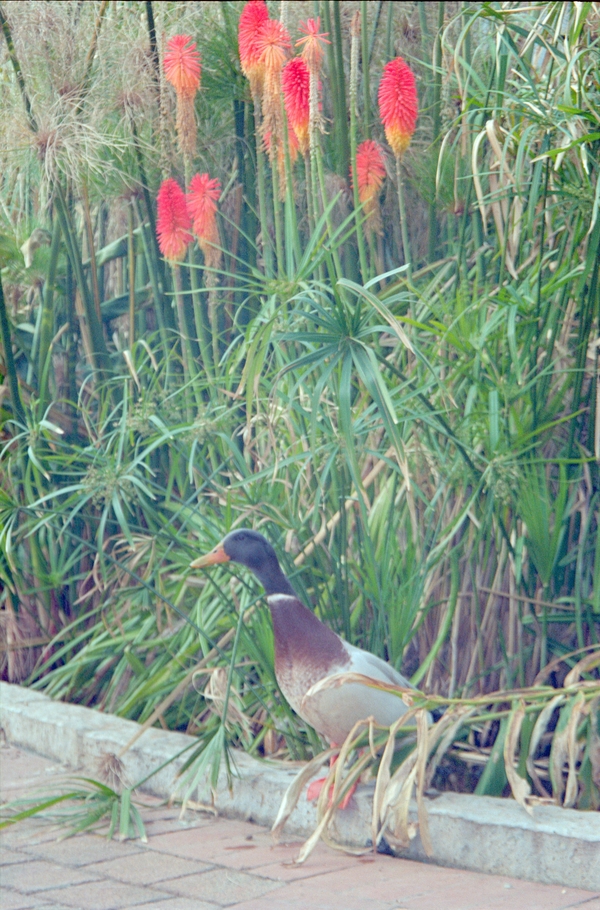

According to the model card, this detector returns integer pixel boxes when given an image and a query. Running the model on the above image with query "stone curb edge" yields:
[1,682,598,890]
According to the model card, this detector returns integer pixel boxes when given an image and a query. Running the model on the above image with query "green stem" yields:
[428,2,444,262]
[172,264,196,417]
[253,100,274,278]
[271,155,284,276]
[132,198,170,366]
[54,183,109,375]
[0,272,27,427]
[411,550,459,686]
[385,1,394,62]
[281,107,301,273]
[189,249,213,379]
[360,1,371,139]
[37,218,62,412]
[128,204,136,349]
[350,16,369,282]
[396,156,412,282]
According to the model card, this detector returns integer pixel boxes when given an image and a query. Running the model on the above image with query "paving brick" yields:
[33,879,173,909]
[0,890,38,910]
[88,850,213,884]
[248,845,365,881]
[122,901,221,910]
[225,858,599,910]
[0,847,30,866]
[24,833,143,867]
[161,867,283,904]
[144,816,309,871]
[0,859,99,893]
[0,820,62,849]
[0,748,67,803]
[141,810,215,838]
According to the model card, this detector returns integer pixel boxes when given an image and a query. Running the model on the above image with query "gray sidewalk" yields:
[1,745,599,910]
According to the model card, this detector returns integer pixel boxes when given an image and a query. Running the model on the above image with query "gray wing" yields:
[343,641,414,689]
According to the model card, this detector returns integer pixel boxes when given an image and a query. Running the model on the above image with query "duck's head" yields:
[190,529,295,596]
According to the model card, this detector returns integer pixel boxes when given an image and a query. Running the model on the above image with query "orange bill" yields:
[190,544,230,569]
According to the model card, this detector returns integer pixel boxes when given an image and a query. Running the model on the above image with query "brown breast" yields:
[267,594,349,720]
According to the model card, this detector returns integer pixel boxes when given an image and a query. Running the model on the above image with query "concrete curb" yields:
[1,682,598,890]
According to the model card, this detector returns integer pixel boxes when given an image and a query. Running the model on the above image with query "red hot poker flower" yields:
[163,35,201,98]
[378,57,418,159]
[282,57,310,155]
[255,19,292,158]
[157,178,192,261]
[239,1,269,75]
[354,140,386,204]
[296,17,329,73]
[255,18,292,78]
[187,173,221,268]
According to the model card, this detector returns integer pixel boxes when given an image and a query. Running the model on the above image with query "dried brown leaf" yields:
[415,709,433,856]
[527,693,565,798]
[564,692,586,808]
[503,700,532,814]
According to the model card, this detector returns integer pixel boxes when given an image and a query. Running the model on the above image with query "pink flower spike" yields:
[156,178,192,261]
[187,173,221,241]
[354,140,386,203]
[378,57,418,158]
[187,173,222,268]
[282,57,310,155]
[238,0,269,77]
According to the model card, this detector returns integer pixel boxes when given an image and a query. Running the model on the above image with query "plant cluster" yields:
[0,0,598,814]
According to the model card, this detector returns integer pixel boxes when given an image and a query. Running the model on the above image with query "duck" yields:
[190,529,418,763]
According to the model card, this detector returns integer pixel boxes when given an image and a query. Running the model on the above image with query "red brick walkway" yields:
[1,745,598,910]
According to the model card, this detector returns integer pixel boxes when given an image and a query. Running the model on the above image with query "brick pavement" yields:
[1,745,598,910]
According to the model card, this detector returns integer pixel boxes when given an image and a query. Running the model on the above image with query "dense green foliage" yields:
[0,1,598,810]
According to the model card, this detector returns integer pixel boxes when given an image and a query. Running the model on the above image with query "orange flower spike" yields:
[256,18,292,78]
[255,19,292,158]
[163,35,201,98]
[238,0,269,95]
[282,57,310,155]
[354,140,386,204]
[378,57,418,159]
[156,178,192,261]
[296,17,329,74]
[187,173,221,268]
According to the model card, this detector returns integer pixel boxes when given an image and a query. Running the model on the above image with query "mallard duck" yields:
[191,529,417,752]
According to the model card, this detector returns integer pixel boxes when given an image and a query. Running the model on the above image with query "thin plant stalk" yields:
[184,160,214,378]
[189,249,213,379]
[37,218,62,413]
[81,183,101,322]
[281,104,301,271]
[253,105,274,278]
[132,198,170,367]
[396,156,412,281]
[428,2,444,262]
[128,202,136,349]
[54,183,109,375]
[331,0,350,175]
[171,263,197,415]
[271,154,284,276]
[0,273,26,427]
[360,1,371,139]
[349,12,369,282]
